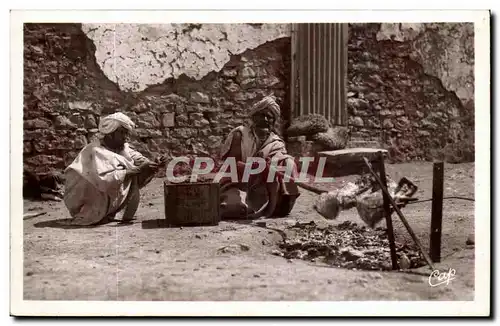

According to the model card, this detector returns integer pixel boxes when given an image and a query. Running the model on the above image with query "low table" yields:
[317,148,389,178]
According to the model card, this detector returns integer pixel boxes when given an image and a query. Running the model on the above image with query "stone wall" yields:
[23,22,475,179]
[347,23,474,163]
[23,23,291,177]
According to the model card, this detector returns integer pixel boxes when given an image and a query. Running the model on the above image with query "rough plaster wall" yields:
[347,23,474,163]
[81,23,291,92]
[376,23,474,110]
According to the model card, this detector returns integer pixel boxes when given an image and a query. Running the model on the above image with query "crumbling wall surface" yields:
[377,23,474,110]
[347,23,474,163]
[23,23,291,177]
[81,23,291,92]
[23,22,475,178]
[24,23,124,176]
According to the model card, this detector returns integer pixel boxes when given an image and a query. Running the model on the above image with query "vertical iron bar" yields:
[377,151,399,270]
[430,162,444,263]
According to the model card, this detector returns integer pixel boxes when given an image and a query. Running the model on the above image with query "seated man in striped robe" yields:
[63,112,166,226]
[219,96,301,219]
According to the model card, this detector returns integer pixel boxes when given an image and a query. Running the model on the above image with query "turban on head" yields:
[249,96,280,120]
[98,112,136,135]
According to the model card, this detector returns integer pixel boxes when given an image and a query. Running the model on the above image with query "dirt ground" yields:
[22,162,475,301]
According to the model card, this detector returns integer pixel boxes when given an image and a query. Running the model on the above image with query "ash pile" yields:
[275,221,426,271]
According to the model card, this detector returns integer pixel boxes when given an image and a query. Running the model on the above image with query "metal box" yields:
[163,181,220,227]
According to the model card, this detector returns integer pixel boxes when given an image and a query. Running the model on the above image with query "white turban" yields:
[249,96,280,120]
[98,112,136,135]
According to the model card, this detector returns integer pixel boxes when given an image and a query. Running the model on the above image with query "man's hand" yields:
[127,155,167,176]
[155,155,168,165]
[151,155,168,171]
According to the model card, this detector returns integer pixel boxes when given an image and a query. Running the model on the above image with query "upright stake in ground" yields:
[376,151,399,270]
[430,162,444,263]
[362,157,436,271]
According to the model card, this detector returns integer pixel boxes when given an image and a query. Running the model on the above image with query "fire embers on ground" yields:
[275,221,426,271]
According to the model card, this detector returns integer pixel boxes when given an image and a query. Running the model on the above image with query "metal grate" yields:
[291,23,348,126]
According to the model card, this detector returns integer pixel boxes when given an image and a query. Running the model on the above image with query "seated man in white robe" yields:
[63,112,166,226]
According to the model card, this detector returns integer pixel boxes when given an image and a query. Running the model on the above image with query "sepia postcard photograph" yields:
[9,8,491,317]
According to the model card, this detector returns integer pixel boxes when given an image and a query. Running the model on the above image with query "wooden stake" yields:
[376,152,399,270]
[363,157,436,271]
[430,162,444,263]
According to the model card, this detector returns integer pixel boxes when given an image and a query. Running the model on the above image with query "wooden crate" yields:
[163,181,220,227]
